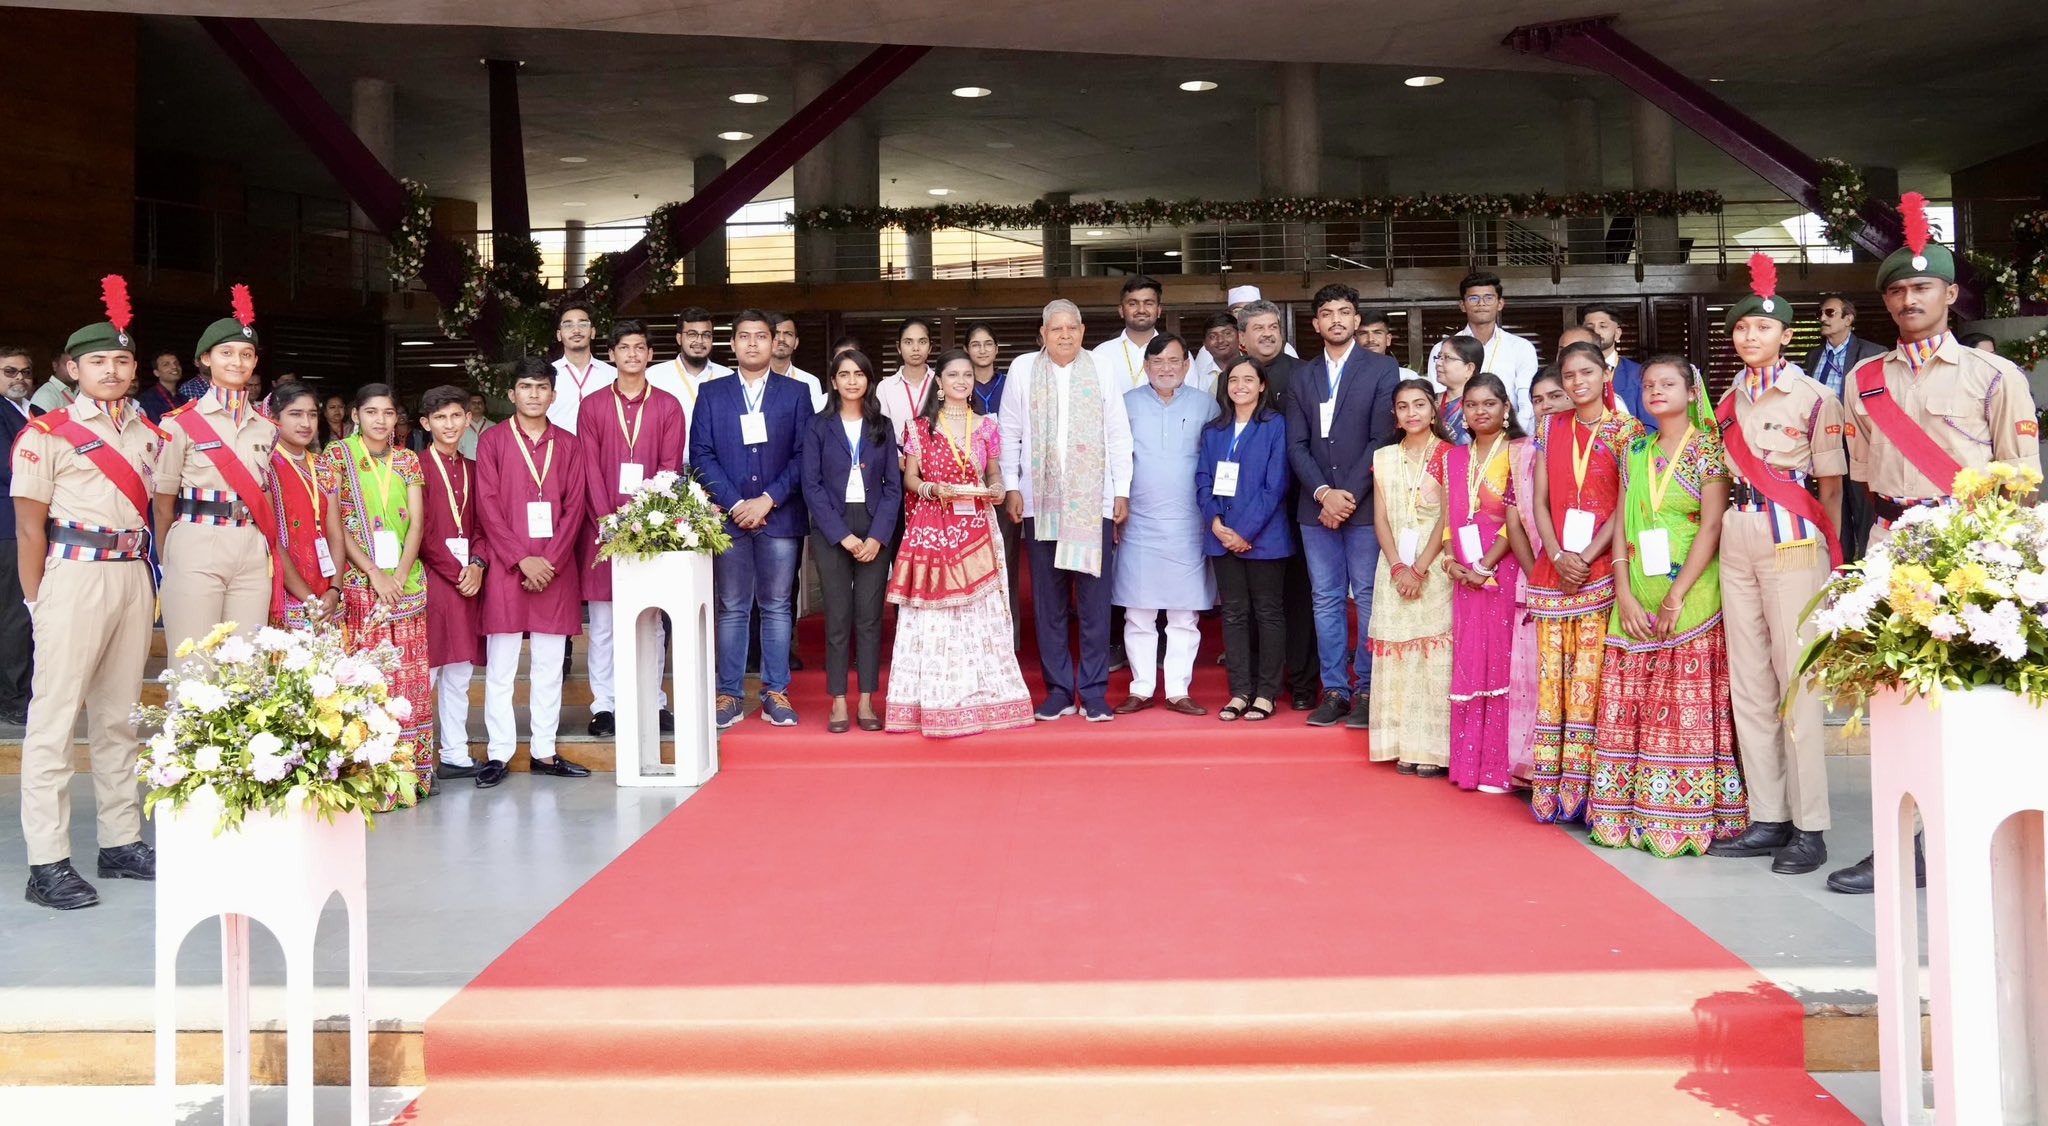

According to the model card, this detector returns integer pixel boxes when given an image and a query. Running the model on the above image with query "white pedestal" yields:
[1870,688,2047,1125]
[612,550,717,787]
[154,795,368,1126]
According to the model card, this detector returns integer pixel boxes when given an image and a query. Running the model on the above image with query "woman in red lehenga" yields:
[884,350,1033,738]
[266,382,338,629]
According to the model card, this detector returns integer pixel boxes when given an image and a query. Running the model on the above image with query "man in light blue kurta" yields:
[1112,336,1219,714]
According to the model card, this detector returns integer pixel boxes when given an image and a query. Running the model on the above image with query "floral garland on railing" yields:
[643,202,684,294]
[2013,210,2048,305]
[1998,326,2048,370]
[1814,158,1866,251]
[579,252,620,338]
[389,179,434,286]
[1965,251,2022,318]
[436,239,486,337]
[790,190,1726,233]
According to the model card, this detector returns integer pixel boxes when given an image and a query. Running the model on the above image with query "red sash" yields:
[172,406,284,605]
[1715,393,1843,568]
[1849,356,1966,498]
[30,409,156,527]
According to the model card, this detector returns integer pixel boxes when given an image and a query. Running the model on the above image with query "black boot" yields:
[97,841,156,881]
[26,860,99,910]
[1708,820,1793,858]
[1826,833,1926,894]
[1771,830,1828,875]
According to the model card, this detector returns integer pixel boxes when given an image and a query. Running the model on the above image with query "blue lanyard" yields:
[975,376,1003,413]
[742,378,766,415]
[1226,419,1249,460]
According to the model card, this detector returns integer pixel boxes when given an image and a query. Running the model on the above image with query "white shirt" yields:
[1091,330,1158,392]
[5,396,30,419]
[1187,349,1228,395]
[548,356,617,434]
[775,363,827,412]
[877,368,938,447]
[997,349,1135,520]
[648,356,732,421]
[1426,326,1540,435]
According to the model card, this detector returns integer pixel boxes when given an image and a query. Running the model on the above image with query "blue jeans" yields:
[714,531,801,696]
[1298,521,1380,697]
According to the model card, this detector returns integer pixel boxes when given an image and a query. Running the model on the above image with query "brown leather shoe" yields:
[1164,696,1207,716]
[1114,694,1155,714]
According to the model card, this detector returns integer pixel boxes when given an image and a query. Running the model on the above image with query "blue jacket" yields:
[1285,346,1400,526]
[1197,411,1293,559]
[1610,356,1656,433]
[687,373,811,539]
[800,411,903,545]
[0,403,42,539]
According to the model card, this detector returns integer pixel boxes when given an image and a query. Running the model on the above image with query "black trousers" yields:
[1281,546,1320,695]
[812,503,889,697]
[1216,553,1286,703]
[0,539,30,715]
[1841,479,1874,565]
[998,511,1023,648]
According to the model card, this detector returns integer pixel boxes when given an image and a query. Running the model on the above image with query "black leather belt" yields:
[1729,479,1765,507]
[47,522,150,553]
[174,496,252,521]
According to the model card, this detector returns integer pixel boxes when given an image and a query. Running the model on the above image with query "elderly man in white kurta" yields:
[1113,335,1218,715]
[1000,299,1134,723]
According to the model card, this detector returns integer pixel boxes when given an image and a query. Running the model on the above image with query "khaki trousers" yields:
[1718,512,1832,830]
[19,558,153,864]
[159,521,271,656]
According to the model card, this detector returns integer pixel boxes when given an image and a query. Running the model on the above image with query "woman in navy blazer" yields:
[1196,358,1294,722]
[800,349,903,733]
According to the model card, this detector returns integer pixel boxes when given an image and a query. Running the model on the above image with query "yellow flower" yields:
[175,639,195,659]
[1948,562,1989,598]
[1889,563,1941,625]
[1951,467,1990,501]
[343,719,368,748]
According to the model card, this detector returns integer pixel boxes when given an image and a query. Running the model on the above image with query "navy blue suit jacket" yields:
[0,403,43,539]
[687,373,811,539]
[1285,347,1400,526]
[800,412,903,545]
[1610,356,1656,433]
[1196,412,1293,559]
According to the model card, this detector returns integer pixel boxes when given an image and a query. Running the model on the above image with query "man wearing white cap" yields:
[1226,286,1297,357]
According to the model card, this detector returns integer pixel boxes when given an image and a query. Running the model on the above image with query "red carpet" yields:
[414,656,1863,1124]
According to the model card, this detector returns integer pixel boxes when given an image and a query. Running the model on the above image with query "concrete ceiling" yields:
[119,2,2048,230]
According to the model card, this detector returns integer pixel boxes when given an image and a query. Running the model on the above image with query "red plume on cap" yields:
[1747,252,1778,301]
[100,274,132,335]
[231,283,256,328]
[1901,192,1930,256]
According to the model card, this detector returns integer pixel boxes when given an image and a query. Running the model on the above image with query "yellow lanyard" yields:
[940,410,979,482]
[430,449,468,537]
[514,427,555,496]
[611,385,646,456]
[1570,409,1609,502]
[286,450,323,526]
[1466,432,1505,518]
[1122,338,1144,387]
[1399,437,1437,525]
[1646,425,1695,515]
[359,446,404,532]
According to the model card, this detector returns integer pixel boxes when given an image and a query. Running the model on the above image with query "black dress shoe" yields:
[1291,690,1316,712]
[1344,693,1372,729]
[1827,834,1926,894]
[789,653,806,671]
[0,707,26,726]
[588,710,616,738]
[530,754,591,778]
[1708,820,1793,858]
[476,760,511,789]
[26,860,98,910]
[659,709,674,733]
[1108,647,1129,673]
[1772,830,1829,875]
[437,761,480,780]
[1305,691,1350,727]
[97,841,156,881]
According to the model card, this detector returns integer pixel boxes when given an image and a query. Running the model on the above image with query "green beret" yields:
[1723,294,1796,332]
[1875,241,1956,292]
[66,321,135,359]
[195,316,258,359]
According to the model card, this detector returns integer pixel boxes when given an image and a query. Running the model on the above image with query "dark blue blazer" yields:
[1196,412,1293,560]
[1285,346,1399,527]
[0,403,43,539]
[1610,356,1655,433]
[687,373,811,539]
[800,411,903,545]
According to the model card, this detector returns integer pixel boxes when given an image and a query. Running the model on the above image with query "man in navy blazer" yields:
[687,310,811,729]
[1801,294,1886,563]
[1,345,43,723]
[1286,283,1399,729]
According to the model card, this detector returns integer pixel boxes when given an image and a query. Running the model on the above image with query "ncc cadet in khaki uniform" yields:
[13,279,164,910]
[1705,254,1846,878]
[154,285,280,654]
[1827,194,2042,894]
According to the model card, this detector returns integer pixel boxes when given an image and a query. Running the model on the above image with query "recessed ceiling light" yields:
[729,92,769,104]
[1164,250,1181,257]
[559,156,589,163]
[1707,77,1727,84]
[1086,229,1105,237]
[562,201,587,208]
[1403,75,1445,88]
[1179,80,1218,92]
[952,86,992,98]
[927,188,952,196]
[986,141,1014,150]
[429,362,458,368]
[717,130,754,141]
[400,339,433,346]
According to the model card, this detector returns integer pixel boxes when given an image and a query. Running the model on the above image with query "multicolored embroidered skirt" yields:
[1586,622,1746,857]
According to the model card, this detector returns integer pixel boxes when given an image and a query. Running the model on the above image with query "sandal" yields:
[1242,700,1273,722]
[1219,698,1247,721]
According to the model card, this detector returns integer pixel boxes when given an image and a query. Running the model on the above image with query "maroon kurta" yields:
[420,445,488,668]
[576,381,687,601]
[476,420,588,637]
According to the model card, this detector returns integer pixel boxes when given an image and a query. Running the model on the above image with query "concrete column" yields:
[563,218,587,287]
[687,152,729,285]
[792,58,836,283]
[1280,65,1322,270]
[1041,190,1074,277]
[1563,96,1606,263]
[350,77,394,287]
[1631,96,1682,265]
[1178,229,1198,274]
[906,228,933,280]
[832,117,880,279]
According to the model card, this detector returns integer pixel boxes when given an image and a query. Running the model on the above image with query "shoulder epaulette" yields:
[162,401,197,423]
[27,408,71,433]
[140,416,171,440]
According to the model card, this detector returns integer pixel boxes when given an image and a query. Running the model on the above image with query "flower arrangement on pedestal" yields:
[1814,158,1867,251]
[596,470,733,562]
[1964,251,2022,319]
[642,203,684,294]
[137,623,421,833]
[1793,463,2048,725]
[388,179,434,287]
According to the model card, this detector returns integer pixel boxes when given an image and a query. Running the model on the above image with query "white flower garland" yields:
[389,178,434,286]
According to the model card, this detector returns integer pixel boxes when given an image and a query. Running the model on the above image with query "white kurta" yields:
[996,351,1134,520]
[1091,331,1158,394]
[1426,327,1540,435]
[648,357,731,421]
[776,364,827,411]
[547,356,617,434]
[1110,384,1218,611]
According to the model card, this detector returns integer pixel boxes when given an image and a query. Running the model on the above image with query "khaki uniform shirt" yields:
[1723,365,1848,481]
[9,396,163,529]
[156,387,278,501]
[1844,335,2042,498]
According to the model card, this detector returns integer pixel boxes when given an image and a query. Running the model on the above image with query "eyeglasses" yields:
[558,320,593,329]
[0,366,31,378]
[1462,294,1500,307]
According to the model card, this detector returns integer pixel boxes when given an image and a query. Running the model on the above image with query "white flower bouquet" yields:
[136,622,420,832]
[1794,463,2048,725]
[596,469,733,562]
